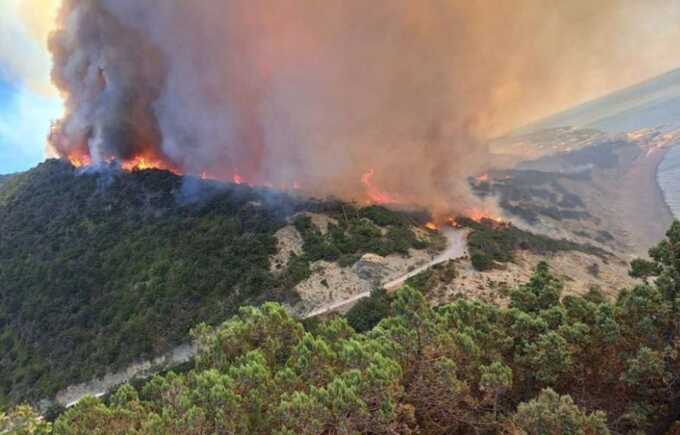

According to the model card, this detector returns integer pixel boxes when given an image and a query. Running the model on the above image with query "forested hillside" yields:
[6,222,680,434]
[0,160,431,406]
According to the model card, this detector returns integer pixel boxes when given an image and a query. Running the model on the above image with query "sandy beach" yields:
[617,145,674,254]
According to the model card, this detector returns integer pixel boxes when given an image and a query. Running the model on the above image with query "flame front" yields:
[66,155,503,228]
[121,156,175,172]
[361,169,398,205]
[426,208,506,231]
[67,153,91,168]
[65,152,298,191]
[66,152,179,175]
[468,208,498,223]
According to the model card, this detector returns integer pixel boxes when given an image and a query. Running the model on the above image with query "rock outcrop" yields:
[353,253,394,286]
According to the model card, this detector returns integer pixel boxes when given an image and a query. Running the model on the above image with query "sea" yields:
[658,145,680,218]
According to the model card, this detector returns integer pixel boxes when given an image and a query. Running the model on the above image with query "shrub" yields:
[512,389,609,434]
[471,252,494,271]
[345,289,391,332]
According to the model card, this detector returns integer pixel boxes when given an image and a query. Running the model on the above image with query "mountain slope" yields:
[0,160,434,405]
[13,228,680,433]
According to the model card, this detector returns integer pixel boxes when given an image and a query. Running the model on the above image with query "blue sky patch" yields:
[0,76,62,174]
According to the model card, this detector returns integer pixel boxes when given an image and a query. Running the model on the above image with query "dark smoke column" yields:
[48,0,167,165]
[46,0,679,213]
[47,0,492,212]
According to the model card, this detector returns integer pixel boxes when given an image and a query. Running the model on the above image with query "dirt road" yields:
[304,227,467,318]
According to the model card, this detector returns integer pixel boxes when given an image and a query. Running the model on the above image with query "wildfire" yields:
[468,209,491,222]
[65,155,505,231]
[446,217,460,228]
[64,154,303,193]
[476,173,489,183]
[67,154,91,168]
[121,156,173,172]
[426,209,507,231]
[465,209,508,228]
[66,153,179,174]
[361,169,397,204]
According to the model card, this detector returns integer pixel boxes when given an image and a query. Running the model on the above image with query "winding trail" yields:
[54,228,467,407]
[304,227,468,318]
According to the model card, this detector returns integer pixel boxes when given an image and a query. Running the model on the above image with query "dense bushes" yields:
[0,161,294,405]
[8,221,680,433]
[460,217,608,271]
[471,252,495,271]
[0,161,432,406]
[295,212,427,262]
[291,208,432,278]
[7,161,680,433]
[345,288,391,332]
[404,261,457,294]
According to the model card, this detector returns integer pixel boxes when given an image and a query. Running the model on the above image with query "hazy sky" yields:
[1,0,680,174]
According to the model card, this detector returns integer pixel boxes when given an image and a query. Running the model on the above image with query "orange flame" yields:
[476,173,489,182]
[65,154,303,192]
[446,217,461,228]
[467,208,505,224]
[468,209,488,222]
[66,152,179,174]
[121,156,173,172]
[67,153,91,168]
[429,210,506,230]
[361,169,398,204]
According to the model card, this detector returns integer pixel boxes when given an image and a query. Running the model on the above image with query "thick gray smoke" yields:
[48,0,675,214]
[49,0,166,165]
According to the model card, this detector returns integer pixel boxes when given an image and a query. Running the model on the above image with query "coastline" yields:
[624,144,674,252]
[657,144,680,220]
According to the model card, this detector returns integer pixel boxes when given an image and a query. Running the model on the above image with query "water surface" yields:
[658,145,680,218]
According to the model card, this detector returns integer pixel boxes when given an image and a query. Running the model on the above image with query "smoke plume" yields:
[47,0,680,213]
